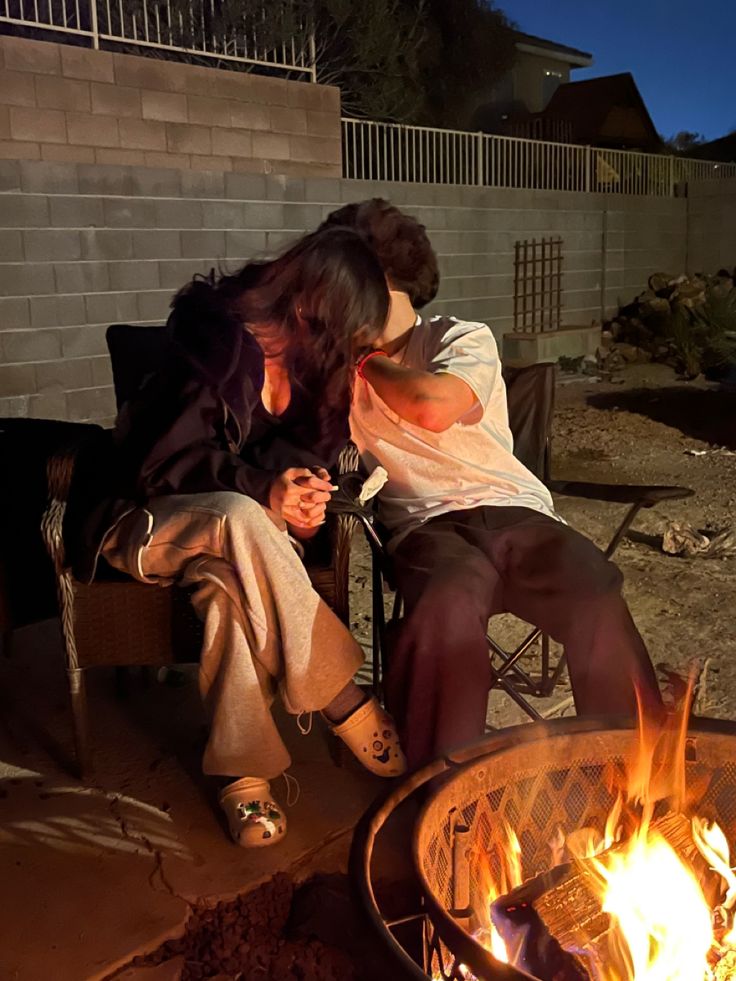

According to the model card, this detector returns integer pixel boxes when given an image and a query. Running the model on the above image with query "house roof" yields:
[514,31,593,67]
[689,132,736,163]
[543,72,661,148]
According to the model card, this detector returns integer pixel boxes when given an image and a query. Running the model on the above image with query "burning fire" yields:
[468,681,736,980]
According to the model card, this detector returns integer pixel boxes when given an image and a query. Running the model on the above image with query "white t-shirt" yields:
[350,316,557,549]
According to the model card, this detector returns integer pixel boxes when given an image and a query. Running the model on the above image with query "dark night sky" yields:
[501,0,736,142]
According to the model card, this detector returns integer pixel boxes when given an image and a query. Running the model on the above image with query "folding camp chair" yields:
[330,362,694,718]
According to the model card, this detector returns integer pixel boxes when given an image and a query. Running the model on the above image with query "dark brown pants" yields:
[386,506,663,769]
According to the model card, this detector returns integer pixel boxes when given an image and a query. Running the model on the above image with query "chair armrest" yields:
[547,479,694,507]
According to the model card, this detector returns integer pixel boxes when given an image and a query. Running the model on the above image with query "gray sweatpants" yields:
[102,492,363,778]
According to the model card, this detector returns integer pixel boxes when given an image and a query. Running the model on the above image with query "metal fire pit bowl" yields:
[350,717,736,981]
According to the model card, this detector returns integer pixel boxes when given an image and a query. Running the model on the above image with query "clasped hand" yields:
[269,467,336,532]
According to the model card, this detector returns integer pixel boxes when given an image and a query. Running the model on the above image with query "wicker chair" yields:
[37,426,360,778]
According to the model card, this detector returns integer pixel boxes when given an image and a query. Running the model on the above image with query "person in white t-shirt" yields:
[320,199,663,769]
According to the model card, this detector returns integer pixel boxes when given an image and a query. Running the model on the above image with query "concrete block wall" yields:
[687,179,736,272]
[0,35,341,177]
[0,159,687,425]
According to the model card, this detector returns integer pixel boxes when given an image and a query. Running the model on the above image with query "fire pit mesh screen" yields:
[414,729,736,977]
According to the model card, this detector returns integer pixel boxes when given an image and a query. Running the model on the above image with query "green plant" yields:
[668,287,736,377]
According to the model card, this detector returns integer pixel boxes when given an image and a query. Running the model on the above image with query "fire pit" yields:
[351,717,736,981]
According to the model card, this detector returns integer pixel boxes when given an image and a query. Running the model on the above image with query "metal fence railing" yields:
[0,0,316,79]
[342,118,736,197]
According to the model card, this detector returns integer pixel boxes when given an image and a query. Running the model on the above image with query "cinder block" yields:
[35,75,91,112]
[0,362,36,397]
[90,83,142,119]
[129,167,181,197]
[10,106,67,144]
[61,46,114,83]
[142,90,188,123]
[0,140,41,161]
[166,123,212,155]
[187,95,232,127]
[252,132,290,160]
[77,163,138,195]
[66,112,120,148]
[0,160,21,192]
[118,117,167,151]
[201,201,246,229]
[29,293,87,328]
[94,148,147,167]
[188,154,232,173]
[303,177,341,202]
[102,197,157,228]
[90,355,114,387]
[0,262,55,296]
[136,289,171,322]
[66,385,116,422]
[266,229,300,252]
[266,175,306,201]
[3,327,62,363]
[54,260,110,293]
[177,64,217,98]
[290,135,342,167]
[270,106,307,135]
[282,202,325,230]
[180,170,225,198]
[229,156,266,175]
[40,144,95,164]
[288,82,340,113]
[0,68,36,106]
[36,357,93,392]
[158,258,208,289]
[60,322,109,358]
[23,228,82,261]
[0,296,30,330]
[229,100,271,131]
[153,198,203,228]
[3,36,61,75]
[240,202,284,228]
[224,172,267,201]
[131,230,182,259]
[305,110,340,139]
[80,228,134,260]
[85,291,139,325]
[112,53,179,91]
[143,151,190,170]
[19,160,78,194]
[0,230,24,261]
[0,104,11,140]
[28,390,68,419]
[180,229,226,258]
[49,195,105,228]
[211,127,252,158]
[225,229,268,258]
[109,260,161,291]
[0,395,29,417]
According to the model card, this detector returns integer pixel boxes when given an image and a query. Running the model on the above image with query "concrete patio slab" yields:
[0,619,384,981]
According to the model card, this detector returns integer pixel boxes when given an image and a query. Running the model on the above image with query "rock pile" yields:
[598,269,736,378]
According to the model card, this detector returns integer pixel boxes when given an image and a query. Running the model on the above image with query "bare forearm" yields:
[362,356,473,432]
[362,357,445,428]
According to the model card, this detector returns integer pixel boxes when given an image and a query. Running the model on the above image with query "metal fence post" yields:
[476,132,483,186]
[668,154,675,197]
[584,145,591,192]
[90,0,99,48]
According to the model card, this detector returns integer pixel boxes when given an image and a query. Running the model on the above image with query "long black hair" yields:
[174,226,389,453]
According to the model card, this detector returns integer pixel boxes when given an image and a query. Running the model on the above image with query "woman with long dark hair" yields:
[68,227,405,847]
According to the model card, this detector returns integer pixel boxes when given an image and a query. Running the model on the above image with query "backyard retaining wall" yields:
[0,158,687,425]
[687,179,736,273]
[0,35,341,177]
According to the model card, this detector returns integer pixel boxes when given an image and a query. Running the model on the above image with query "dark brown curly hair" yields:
[319,198,440,309]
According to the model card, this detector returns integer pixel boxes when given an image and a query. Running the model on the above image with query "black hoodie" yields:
[65,279,346,583]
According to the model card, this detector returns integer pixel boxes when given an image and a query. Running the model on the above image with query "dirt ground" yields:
[347,363,736,727]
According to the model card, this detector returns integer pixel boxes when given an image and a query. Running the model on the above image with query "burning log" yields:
[490,811,720,978]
